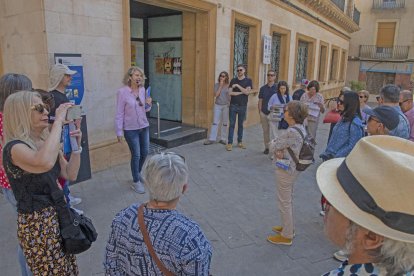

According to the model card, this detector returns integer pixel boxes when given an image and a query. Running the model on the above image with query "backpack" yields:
[287,126,316,171]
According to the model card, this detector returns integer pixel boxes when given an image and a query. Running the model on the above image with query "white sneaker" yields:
[333,250,348,262]
[71,207,84,216]
[131,181,145,194]
[68,195,82,206]
[320,210,325,216]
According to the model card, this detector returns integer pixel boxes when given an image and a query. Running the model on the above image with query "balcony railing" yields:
[331,0,345,11]
[372,0,405,9]
[353,7,360,25]
[359,45,410,60]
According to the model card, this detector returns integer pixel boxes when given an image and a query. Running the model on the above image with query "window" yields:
[339,50,347,81]
[233,23,250,77]
[296,41,309,83]
[318,42,328,81]
[330,47,339,80]
[271,33,281,80]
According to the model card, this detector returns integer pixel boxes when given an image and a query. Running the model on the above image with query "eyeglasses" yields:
[336,99,344,105]
[399,99,412,106]
[136,96,143,107]
[359,95,367,99]
[267,74,275,77]
[237,69,244,72]
[31,103,49,113]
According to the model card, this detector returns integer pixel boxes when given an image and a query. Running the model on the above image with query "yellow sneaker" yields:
[226,144,233,151]
[237,142,246,149]
[272,226,283,233]
[267,234,293,245]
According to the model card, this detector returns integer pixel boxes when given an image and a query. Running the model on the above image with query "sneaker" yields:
[68,195,82,206]
[267,234,293,245]
[131,181,145,194]
[219,140,227,145]
[320,210,326,216]
[263,148,269,155]
[271,226,296,237]
[226,144,232,151]
[237,142,246,149]
[333,250,348,262]
[71,207,84,216]
[203,140,214,145]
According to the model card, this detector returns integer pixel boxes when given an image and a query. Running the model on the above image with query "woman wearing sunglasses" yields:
[115,66,152,194]
[2,91,81,275]
[320,91,364,162]
[204,71,230,145]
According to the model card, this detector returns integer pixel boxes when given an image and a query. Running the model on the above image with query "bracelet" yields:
[72,146,82,154]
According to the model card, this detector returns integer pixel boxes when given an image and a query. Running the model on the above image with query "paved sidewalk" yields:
[0,121,339,275]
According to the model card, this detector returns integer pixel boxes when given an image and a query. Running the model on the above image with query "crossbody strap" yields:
[286,127,304,165]
[138,204,174,276]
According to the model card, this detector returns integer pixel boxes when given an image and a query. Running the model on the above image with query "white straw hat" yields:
[316,136,414,243]
[48,63,76,91]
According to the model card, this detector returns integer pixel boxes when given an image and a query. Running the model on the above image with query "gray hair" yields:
[141,152,188,202]
[380,84,400,103]
[344,222,414,275]
[400,90,413,101]
[0,73,32,111]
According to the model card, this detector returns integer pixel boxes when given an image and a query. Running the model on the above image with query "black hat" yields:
[364,106,399,130]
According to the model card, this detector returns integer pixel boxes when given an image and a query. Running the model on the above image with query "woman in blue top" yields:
[320,91,364,161]
[268,81,291,138]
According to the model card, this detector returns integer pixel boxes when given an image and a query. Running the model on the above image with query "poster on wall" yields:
[154,57,182,75]
[164,57,173,74]
[54,53,85,105]
[173,57,182,75]
[155,58,164,74]
[263,35,272,65]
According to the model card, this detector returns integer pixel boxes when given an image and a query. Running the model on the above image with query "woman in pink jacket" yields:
[115,66,152,194]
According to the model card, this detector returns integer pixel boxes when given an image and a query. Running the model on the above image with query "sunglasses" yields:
[399,99,412,106]
[267,74,275,77]
[336,99,344,105]
[136,96,143,107]
[237,69,244,72]
[359,95,367,99]
[31,103,50,113]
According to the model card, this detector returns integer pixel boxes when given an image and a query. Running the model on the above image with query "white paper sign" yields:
[263,35,272,64]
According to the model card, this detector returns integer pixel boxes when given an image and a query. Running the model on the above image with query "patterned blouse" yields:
[300,92,325,120]
[0,112,11,190]
[322,260,414,276]
[104,203,212,275]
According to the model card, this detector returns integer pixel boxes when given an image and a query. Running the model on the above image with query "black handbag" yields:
[47,176,98,254]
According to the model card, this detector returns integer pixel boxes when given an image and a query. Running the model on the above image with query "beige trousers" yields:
[259,111,271,149]
[275,168,299,239]
[306,116,320,140]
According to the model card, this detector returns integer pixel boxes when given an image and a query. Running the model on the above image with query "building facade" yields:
[346,0,414,93]
[0,0,359,171]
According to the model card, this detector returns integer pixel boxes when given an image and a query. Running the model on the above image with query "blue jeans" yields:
[2,188,33,276]
[228,104,247,144]
[124,127,150,183]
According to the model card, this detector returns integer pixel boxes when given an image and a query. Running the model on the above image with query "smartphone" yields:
[66,105,82,121]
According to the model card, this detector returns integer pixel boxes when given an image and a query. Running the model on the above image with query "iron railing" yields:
[353,7,360,25]
[331,0,345,11]
[372,0,405,9]
[359,45,410,60]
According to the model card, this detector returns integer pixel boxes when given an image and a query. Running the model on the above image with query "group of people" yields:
[2,61,414,275]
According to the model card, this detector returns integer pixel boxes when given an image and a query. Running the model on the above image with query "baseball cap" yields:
[364,106,399,131]
[48,63,77,91]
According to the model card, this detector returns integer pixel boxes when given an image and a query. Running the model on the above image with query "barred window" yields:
[233,23,249,77]
[271,33,282,80]
[296,41,309,83]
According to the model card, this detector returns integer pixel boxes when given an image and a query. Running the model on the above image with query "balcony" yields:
[372,0,405,10]
[331,0,345,11]
[359,45,410,60]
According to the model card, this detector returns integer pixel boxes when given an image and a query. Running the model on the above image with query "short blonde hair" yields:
[3,91,48,149]
[358,90,370,103]
[122,66,146,87]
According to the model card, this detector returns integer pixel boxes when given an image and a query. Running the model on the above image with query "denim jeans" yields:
[228,104,247,144]
[208,104,229,142]
[2,188,33,276]
[124,127,150,183]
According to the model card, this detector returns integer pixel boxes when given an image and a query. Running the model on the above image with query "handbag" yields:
[47,175,98,255]
[323,110,341,124]
[138,204,174,276]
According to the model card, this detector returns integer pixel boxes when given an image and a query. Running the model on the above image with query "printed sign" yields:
[263,35,272,65]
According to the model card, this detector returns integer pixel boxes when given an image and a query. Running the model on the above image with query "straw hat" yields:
[316,135,414,243]
[48,63,76,91]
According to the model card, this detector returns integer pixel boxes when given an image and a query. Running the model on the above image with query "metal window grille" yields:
[271,33,281,80]
[233,23,249,77]
[295,41,308,82]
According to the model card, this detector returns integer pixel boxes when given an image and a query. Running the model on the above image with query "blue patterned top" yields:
[104,203,212,275]
[389,106,410,139]
[322,260,414,276]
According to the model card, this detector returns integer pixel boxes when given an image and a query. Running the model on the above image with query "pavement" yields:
[0,120,340,276]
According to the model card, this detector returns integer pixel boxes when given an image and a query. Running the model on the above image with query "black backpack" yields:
[287,126,316,171]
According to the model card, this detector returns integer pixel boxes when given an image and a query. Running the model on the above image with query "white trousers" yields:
[208,104,229,141]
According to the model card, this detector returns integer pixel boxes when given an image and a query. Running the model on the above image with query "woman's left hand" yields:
[70,118,83,146]
[146,97,152,105]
